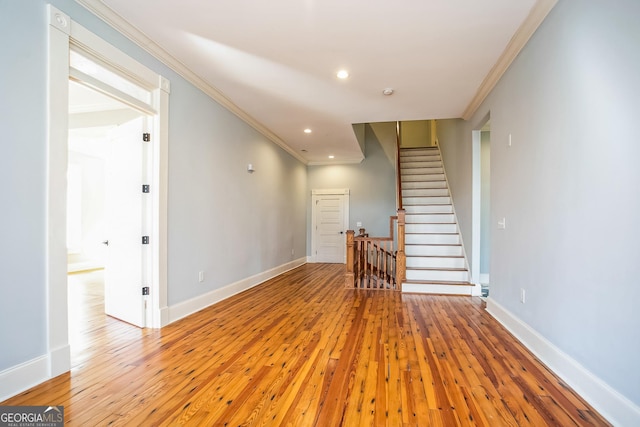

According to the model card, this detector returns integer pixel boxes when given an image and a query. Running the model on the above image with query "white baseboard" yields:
[168,258,307,324]
[0,355,49,402]
[49,344,71,377]
[0,343,71,402]
[486,298,640,427]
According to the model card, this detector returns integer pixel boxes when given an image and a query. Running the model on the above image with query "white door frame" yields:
[471,115,490,296]
[311,189,350,263]
[47,5,169,377]
[471,130,482,288]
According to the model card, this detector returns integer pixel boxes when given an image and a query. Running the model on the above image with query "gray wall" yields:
[307,124,396,247]
[438,0,640,408]
[0,0,48,371]
[0,0,306,373]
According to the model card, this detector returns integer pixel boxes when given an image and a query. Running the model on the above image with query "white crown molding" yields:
[461,0,558,120]
[74,0,308,165]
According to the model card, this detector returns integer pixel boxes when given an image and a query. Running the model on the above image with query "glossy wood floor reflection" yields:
[3,264,609,426]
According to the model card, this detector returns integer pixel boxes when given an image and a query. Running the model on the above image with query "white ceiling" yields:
[81,0,543,164]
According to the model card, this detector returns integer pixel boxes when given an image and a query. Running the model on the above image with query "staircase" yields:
[400,146,473,295]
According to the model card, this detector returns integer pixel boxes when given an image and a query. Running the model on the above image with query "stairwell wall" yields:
[307,123,396,252]
[438,0,640,423]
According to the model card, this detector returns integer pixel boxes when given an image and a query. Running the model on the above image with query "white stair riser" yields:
[406,269,469,282]
[406,223,457,233]
[402,175,445,184]
[405,245,463,256]
[401,181,447,190]
[406,257,466,268]
[405,214,455,223]
[403,188,449,197]
[403,196,451,205]
[406,233,460,244]
[402,283,473,295]
[401,154,441,161]
[402,167,443,175]
[401,161,442,169]
[400,149,439,157]
[404,204,453,214]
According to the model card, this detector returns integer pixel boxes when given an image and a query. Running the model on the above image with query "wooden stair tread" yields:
[403,279,472,286]
[405,221,456,224]
[405,212,452,215]
[406,255,464,258]
[405,232,459,235]
[403,206,453,209]
[405,243,462,246]
[401,172,444,176]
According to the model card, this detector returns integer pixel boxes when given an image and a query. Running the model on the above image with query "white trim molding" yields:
[39,4,172,401]
[168,258,307,323]
[486,298,640,427]
[462,0,558,120]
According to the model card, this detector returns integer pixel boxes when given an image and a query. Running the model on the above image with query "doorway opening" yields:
[47,6,169,378]
[67,80,149,364]
[472,119,491,298]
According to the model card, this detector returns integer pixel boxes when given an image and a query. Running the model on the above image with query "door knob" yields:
[339,231,344,234]
[102,240,109,246]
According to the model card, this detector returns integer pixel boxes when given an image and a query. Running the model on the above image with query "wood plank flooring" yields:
[3,264,610,426]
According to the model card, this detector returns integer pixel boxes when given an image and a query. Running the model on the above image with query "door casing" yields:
[311,189,350,263]
[47,5,169,378]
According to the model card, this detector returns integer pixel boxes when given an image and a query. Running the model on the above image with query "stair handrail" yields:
[395,121,403,210]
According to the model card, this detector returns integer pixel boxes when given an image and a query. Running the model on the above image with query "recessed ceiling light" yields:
[382,88,394,96]
[328,155,335,159]
[304,128,312,134]
[336,70,349,79]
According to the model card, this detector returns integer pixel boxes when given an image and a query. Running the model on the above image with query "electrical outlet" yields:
[356,221,362,227]
[520,288,526,304]
[199,271,204,283]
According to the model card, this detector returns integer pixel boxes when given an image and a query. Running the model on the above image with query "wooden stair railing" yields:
[345,122,406,290]
[345,212,405,290]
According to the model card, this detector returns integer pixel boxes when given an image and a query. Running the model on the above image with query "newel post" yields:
[345,230,355,288]
[396,209,406,291]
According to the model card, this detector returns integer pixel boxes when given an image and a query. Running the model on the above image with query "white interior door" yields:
[104,116,146,327]
[313,190,349,263]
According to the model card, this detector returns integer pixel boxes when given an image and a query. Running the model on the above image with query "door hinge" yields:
[142,236,149,244]
[142,184,150,193]
[143,133,151,142]
[142,286,150,296]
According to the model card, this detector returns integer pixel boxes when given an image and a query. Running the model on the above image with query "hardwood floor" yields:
[3,264,609,426]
